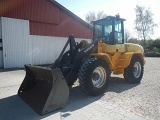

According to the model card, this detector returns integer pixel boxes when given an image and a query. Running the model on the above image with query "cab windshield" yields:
[94,18,112,44]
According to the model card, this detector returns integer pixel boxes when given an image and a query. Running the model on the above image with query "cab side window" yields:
[115,20,123,44]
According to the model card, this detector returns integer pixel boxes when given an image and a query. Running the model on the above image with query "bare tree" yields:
[125,29,131,42]
[134,5,156,49]
[85,11,107,24]
[97,11,107,20]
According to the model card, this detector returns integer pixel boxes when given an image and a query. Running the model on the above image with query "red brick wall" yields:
[0,0,92,39]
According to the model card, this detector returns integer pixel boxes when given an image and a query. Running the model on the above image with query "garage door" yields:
[0,41,3,68]
[2,17,30,68]
[0,18,3,68]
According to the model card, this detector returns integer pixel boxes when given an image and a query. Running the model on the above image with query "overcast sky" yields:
[56,0,160,39]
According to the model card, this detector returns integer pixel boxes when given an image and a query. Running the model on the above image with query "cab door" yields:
[114,19,126,53]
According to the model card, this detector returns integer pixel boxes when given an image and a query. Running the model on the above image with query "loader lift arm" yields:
[52,35,77,69]
[52,35,98,85]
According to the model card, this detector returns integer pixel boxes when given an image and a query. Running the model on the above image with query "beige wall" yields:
[1,17,91,68]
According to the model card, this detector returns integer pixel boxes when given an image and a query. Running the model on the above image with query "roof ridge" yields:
[49,0,92,29]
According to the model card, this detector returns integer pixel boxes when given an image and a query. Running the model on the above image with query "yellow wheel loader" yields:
[18,15,145,115]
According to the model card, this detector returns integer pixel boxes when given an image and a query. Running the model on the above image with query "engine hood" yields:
[125,43,144,54]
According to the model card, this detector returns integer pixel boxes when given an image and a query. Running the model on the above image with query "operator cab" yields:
[93,14,125,45]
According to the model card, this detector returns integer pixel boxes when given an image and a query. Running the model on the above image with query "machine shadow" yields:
[55,77,140,119]
[0,88,102,120]
[0,95,41,120]
[0,77,139,120]
[108,76,140,93]
[0,68,24,72]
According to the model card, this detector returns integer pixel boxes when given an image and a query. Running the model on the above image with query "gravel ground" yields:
[0,57,159,120]
[101,57,160,119]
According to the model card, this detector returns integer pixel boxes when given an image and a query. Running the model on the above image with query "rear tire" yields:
[124,55,144,83]
[78,57,111,96]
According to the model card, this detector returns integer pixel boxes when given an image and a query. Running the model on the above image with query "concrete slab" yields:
[0,57,159,120]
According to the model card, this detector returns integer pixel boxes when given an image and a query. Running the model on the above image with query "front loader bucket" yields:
[18,65,69,115]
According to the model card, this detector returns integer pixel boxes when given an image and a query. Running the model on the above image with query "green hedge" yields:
[145,52,160,57]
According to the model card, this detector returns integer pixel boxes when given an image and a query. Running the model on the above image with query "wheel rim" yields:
[92,67,106,88]
[133,62,141,78]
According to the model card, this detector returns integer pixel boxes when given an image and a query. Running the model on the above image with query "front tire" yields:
[78,58,111,96]
[124,55,144,83]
